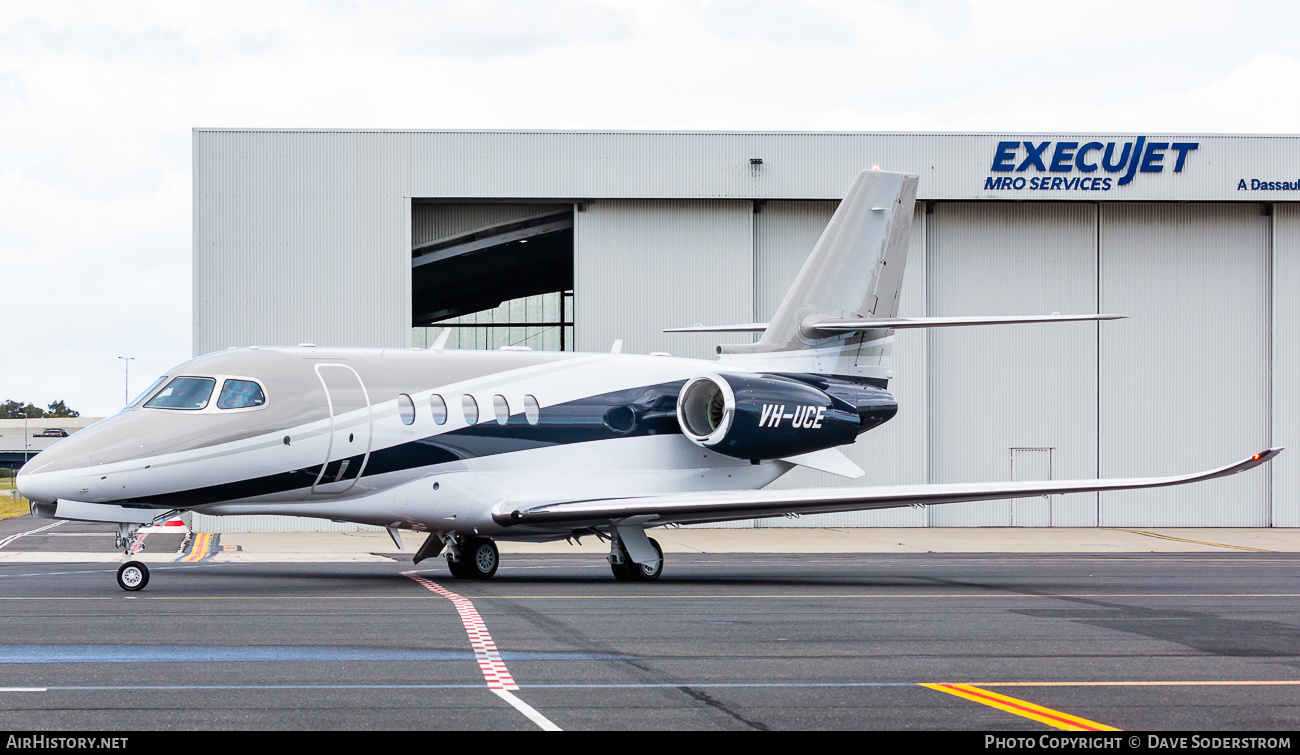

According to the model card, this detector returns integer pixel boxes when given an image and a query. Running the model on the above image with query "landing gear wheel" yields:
[462,538,499,579]
[447,538,498,579]
[117,561,149,592]
[610,537,663,581]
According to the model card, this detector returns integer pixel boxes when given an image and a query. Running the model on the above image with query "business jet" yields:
[17,169,1280,591]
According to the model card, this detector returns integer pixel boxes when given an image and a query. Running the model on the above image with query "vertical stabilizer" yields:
[720,169,919,380]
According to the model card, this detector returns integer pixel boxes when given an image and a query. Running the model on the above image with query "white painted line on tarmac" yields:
[0,688,46,692]
[0,563,231,579]
[492,688,562,731]
[0,520,65,551]
[404,570,562,732]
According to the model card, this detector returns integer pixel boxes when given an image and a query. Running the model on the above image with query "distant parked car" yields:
[34,428,68,438]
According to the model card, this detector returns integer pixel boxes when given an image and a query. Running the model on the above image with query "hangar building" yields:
[192,129,1300,530]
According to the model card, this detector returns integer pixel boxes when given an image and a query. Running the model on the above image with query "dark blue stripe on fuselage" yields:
[119,381,687,507]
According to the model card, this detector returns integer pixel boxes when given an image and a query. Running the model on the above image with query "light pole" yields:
[118,356,135,407]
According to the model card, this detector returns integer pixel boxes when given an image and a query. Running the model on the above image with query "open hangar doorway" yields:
[411,202,575,351]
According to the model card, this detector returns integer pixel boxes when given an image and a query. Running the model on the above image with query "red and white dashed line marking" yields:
[403,570,561,731]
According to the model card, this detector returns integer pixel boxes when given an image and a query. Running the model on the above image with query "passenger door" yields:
[311,363,372,495]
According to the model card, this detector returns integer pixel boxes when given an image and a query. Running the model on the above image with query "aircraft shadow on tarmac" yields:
[141,554,1165,592]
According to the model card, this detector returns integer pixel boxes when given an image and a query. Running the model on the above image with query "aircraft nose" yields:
[15,454,62,504]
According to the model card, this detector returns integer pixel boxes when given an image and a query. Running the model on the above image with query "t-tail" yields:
[666,167,1123,381]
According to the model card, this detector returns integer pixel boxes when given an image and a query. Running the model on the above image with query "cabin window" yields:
[493,395,510,425]
[145,377,216,410]
[217,379,266,409]
[462,395,479,425]
[430,394,448,425]
[397,394,416,425]
[524,395,540,425]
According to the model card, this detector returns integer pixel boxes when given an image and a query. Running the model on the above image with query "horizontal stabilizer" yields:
[493,448,1281,528]
[664,323,770,333]
[666,314,1123,335]
[810,313,1126,333]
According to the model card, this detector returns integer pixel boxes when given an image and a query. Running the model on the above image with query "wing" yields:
[493,449,1281,529]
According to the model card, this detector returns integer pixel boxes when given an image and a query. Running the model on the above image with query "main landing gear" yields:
[427,528,666,581]
[609,535,663,581]
[445,535,499,579]
[115,522,149,592]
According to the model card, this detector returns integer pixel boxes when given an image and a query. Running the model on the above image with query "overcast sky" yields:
[2,0,1298,417]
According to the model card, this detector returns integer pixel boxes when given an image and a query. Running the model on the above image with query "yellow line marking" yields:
[180,533,212,563]
[922,683,1119,731]
[979,680,1300,687]
[1106,528,1271,552]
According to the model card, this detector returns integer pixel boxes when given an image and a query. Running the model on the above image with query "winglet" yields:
[1232,447,1284,474]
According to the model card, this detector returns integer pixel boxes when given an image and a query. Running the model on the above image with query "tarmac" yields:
[3,516,1299,563]
[4,514,1300,730]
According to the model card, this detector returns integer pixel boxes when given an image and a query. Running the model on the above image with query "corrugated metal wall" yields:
[193,131,411,356]
[191,513,382,533]
[1275,204,1300,526]
[192,130,1299,531]
[353,129,1298,203]
[926,203,1101,527]
[1098,204,1271,526]
[754,201,839,319]
[574,200,754,360]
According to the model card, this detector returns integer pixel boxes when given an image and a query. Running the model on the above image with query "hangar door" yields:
[1098,204,1270,526]
[1277,204,1300,527]
[926,203,1101,527]
[574,200,754,361]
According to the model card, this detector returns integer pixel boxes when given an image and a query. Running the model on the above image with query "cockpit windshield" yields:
[217,379,266,409]
[144,377,216,410]
[129,376,168,408]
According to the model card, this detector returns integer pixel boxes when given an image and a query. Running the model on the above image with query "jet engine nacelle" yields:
[676,373,862,460]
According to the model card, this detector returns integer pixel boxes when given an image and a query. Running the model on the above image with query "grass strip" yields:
[0,497,28,520]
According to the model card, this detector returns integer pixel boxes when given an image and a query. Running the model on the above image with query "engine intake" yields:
[676,373,868,460]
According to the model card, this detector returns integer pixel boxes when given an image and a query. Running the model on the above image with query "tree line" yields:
[0,400,80,419]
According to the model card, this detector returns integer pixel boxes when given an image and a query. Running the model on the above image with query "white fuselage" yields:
[18,346,792,539]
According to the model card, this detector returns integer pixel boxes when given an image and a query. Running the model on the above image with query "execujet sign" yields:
[982,137,1198,192]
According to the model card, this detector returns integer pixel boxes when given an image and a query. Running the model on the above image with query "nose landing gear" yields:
[115,522,150,592]
[116,561,149,591]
